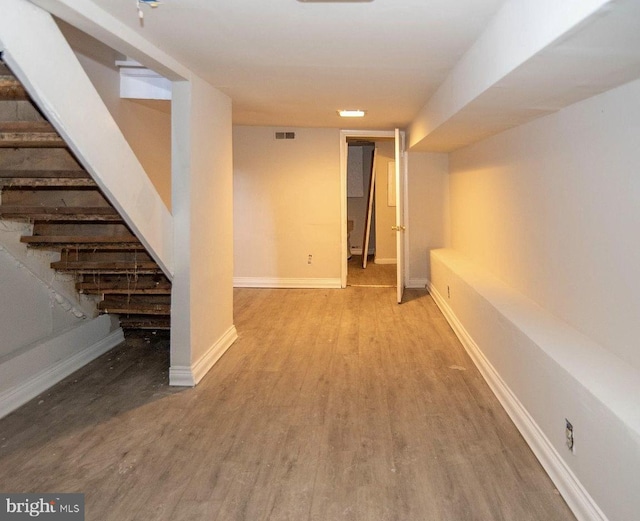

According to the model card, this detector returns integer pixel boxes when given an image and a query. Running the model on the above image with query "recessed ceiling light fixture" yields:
[338,110,366,118]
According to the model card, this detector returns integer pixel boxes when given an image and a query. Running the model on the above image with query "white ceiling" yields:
[87,0,505,129]
[411,0,640,151]
[30,0,640,150]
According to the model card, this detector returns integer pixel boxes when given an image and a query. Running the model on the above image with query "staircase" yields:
[0,57,171,329]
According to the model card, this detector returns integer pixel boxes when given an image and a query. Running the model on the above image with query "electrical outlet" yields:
[308,254,313,265]
[565,419,575,453]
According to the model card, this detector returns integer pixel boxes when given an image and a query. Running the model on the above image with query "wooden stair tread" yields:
[51,260,160,271]
[0,206,122,222]
[77,279,171,293]
[0,178,97,188]
[80,287,171,295]
[0,122,65,148]
[28,243,146,252]
[0,206,116,214]
[0,170,89,179]
[21,235,140,244]
[21,235,139,245]
[0,122,51,129]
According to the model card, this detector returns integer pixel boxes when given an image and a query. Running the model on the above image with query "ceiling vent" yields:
[275,132,296,140]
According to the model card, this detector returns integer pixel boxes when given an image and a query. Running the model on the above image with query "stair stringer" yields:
[0,0,174,279]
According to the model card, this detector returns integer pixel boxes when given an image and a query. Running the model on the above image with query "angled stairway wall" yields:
[0,0,174,278]
[0,1,174,416]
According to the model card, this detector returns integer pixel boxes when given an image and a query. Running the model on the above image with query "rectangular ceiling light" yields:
[338,110,366,118]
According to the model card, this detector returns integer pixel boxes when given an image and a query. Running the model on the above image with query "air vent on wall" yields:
[275,132,296,140]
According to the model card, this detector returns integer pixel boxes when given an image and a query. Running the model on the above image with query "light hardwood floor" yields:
[0,288,576,521]
[347,254,396,287]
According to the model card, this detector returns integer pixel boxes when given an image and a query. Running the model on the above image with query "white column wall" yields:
[170,77,237,386]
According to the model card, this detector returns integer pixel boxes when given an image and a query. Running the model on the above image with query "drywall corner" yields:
[169,325,238,387]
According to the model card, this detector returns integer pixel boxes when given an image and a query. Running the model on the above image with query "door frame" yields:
[339,129,407,289]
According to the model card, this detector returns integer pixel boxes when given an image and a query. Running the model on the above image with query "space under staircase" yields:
[0,58,171,329]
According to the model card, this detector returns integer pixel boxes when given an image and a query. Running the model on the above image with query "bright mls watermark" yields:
[1,494,84,520]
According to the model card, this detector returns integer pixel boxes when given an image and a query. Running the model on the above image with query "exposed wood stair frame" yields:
[0,57,171,330]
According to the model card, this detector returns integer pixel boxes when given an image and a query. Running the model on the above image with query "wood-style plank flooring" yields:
[0,288,576,521]
[348,254,396,287]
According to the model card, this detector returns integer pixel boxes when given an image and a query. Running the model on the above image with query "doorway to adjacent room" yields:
[340,129,407,300]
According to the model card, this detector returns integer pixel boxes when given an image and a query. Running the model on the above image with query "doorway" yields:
[345,139,395,287]
[340,129,407,300]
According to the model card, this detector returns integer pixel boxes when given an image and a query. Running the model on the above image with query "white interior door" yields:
[394,128,406,304]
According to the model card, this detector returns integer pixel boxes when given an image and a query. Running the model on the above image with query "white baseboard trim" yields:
[406,277,428,289]
[373,258,397,265]
[233,277,341,289]
[167,366,194,388]
[0,316,123,419]
[428,282,608,521]
[169,325,238,387]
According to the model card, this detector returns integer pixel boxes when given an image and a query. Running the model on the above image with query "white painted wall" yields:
[449,78,640,372]
[373,141,397,264]
[234,127,437,288]
[57,21,173,209]
[405,152,449,286]
[436,78,640,521]
[170,76,237,386]
[233,126,342,288]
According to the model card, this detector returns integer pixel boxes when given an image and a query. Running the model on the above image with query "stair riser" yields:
[1,188,107,206]
[0,149,83,171]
